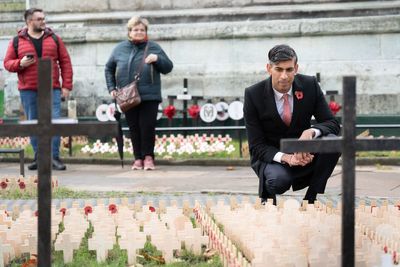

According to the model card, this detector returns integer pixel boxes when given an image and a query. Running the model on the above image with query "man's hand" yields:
[282,153,312,167]
[292,128,316,165]
[281,129,316,166]
[19,55,35,68]
[145,54,158,64]
[61,88,70,99]
[299,128,315,140]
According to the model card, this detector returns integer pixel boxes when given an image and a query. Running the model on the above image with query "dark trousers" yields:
[124,101,159,160]
[263,152,340,200]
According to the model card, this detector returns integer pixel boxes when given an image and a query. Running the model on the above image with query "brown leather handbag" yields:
[115,44,149,113]
[115,80,140,113]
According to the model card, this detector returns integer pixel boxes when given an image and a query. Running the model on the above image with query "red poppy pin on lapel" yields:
[295,91,303,100]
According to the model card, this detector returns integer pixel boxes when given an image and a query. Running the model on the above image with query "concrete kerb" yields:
[0,157,399,166]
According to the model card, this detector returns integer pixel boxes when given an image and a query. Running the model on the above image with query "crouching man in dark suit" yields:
[243,44,340,204]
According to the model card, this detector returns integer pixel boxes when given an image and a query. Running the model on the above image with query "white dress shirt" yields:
[271,87,321,163]
[274,87,294,118]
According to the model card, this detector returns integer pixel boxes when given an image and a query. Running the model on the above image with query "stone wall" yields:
[1,0,400,117]
[0,0,25,12]
[28,0,363,12]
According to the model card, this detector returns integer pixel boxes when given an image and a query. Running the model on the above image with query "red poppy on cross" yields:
[188,104,200,119]
[59,208,67,217]
[163,105,176,120]
[108,204,118,214]
[84,206,93,215]
[19,181,26,190]
[1,181,7,189]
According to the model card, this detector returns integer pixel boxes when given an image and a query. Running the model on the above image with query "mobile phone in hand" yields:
[26,54,34,59]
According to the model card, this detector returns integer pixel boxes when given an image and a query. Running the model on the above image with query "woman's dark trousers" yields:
[124,101,159,160]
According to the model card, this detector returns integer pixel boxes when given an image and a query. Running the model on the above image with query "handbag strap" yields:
[127,43,149,81]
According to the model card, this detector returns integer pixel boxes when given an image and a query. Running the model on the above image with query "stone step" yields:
[2,13,398,42]
[1,1,399,23]
[40,1,400,24]
[1,1,399,38]
[3,0,397,13]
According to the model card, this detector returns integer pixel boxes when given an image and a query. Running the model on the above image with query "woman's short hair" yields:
[127,17,149,33]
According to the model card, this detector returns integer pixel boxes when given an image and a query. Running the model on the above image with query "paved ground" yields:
[0,162,399,199]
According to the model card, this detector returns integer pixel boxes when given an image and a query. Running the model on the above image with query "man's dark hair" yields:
[268,44,298,65]
[24,8,43,22]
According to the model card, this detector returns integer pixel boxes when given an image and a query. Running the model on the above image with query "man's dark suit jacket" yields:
[243,74,340,199]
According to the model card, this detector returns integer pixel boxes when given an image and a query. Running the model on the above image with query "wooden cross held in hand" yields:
[0,59,118,266]
[280,76,400,267]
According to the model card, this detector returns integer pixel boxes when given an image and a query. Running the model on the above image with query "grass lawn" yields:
[0,186,172,200]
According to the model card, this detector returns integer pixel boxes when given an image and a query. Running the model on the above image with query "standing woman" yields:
[105,17,173,170]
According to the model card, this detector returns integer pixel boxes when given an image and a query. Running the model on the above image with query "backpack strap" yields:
[12,33,59,58]
[51,34,60,57]
[51,34,59,47]
[13,36,19,58]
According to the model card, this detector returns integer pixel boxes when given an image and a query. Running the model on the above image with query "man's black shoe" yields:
[52,158,66,171]
[28,160,37,170]
[261,197,277,206]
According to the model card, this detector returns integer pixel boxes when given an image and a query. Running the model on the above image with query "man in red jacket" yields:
[3,8,73,171]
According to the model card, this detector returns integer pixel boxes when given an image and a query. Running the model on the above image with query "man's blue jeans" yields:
[20,89,61,159]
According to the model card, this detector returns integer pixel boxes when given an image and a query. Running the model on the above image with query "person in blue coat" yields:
[105,16,173,170]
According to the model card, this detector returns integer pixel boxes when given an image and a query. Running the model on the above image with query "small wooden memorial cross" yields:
[54,234,80,263]
[0,59,118,266]
[280,76,400,267]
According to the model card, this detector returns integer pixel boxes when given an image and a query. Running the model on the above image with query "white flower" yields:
[154,145,166,155]
[65,133,235,157]
[226,144,235,154]
[166,143,176,155]
[81,145,91,153]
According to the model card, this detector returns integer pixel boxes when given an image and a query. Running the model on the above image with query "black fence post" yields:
[342,76,357,267]
[183,78,188,129]
[68,136,72,156]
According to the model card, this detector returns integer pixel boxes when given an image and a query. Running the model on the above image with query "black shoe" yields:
[52,158,66,171]
[262,197,277,206]
[28,160,37,170]
[263,181,277,205]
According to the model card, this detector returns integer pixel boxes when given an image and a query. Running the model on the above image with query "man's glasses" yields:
[31,17,46,22]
